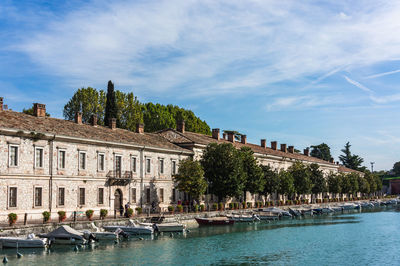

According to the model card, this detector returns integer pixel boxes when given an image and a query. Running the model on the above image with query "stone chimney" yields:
[223,133,227,140]
[109,118,116,130]
[227,132,235,143]
[177,121,185,133]
[90,114,97,126]
[241,135,247,144]
[336,161,339,165]
[329,158,334,163]
[212,128,220,140]
[0,97,3,111]
[261,139,266,148]
[33,103,46,117]
[281,144,287,153]
[304,148,309,156]
[271,141,277,150]
[288,146,294,153]
[75,112,82,124]
[136,123,144,134]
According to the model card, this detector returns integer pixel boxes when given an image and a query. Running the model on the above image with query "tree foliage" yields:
[339,142,365,171]
[309,163,327,195]
[310,143,332,161]
[173,158,207,200]
[105,81,118,126]
[327,173,341,196]
[277,170,295,197]
[240,147,264,196]
[289,161,312,195]
[262,165,279,196]
[392,161,400,176]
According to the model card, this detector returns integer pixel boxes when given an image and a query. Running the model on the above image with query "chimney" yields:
[227,132,235,143]
[223,133,227,140]
[304,148,309,156]
[90,114,97,126]
[75,112,82,124]
[261,139,266,148]
[177,121,185,133]
[241,135,247,144]
[212,128,220,140]
[109,118,116,130]
[271,141,277,150]
[0,97,3,111]
[33,103,46,117]
[288,146,294,153]
[329,158,334,163]
[336,161,339,165]
[136,123,144,134]
[281,144,287,153]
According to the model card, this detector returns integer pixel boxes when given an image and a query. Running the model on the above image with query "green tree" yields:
[327,173,341,199]
[392,161,400,176]
[374,174,382,195]
[240,147,265,200]
[288,161,312,197]
[277,170,295,200]
[105,80,118,126]
[200,143,246,201]
[357,175,370,196]
[262,165,279,199]
[338,173,351,198]
[173,158,207,201]
[310,143,333,161]
[364,172,377,197]
[348,173,359,197]
[309,163,327,201]
[339,142,365,171]
[23,107,51,117]
[115,90,143,131]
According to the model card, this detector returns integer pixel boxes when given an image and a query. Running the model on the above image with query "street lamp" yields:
[370,162,375,173]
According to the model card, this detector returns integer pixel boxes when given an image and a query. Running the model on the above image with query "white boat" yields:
[0,234,47,248]
[139,222,185,232]
[261,207,292,217]
[39,225,87,245]
[340,203,357,210]
[103,220,154,235]
[330,206,343,212]
[257,211,280,221]
[81,223,125,241]
[226,213,260,222]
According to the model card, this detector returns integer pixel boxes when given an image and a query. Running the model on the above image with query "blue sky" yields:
[1,0,400,170]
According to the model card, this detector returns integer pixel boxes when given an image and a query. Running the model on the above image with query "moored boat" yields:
[39,225,87,245]
[0,234,47,249]
[195,217,234,226]
[103,220,154,235]
[139,222,185,232]
[226,213,260,222]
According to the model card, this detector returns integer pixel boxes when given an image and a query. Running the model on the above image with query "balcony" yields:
[106,170,133,186]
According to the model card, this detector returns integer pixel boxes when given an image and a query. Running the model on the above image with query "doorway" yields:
[114,189,123,215]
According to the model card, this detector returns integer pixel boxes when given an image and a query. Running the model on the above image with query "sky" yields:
[1,0,400,171]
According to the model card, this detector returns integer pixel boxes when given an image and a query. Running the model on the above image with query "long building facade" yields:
[0,98,357,223]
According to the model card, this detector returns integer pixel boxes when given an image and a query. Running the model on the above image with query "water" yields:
[2,207,400,265]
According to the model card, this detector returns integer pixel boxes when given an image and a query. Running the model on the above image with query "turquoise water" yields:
[1,207,400,265]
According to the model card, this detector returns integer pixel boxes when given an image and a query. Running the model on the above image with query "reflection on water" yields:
[1,207,399,265]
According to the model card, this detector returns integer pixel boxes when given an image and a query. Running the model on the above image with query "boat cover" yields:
[40,225,84,240]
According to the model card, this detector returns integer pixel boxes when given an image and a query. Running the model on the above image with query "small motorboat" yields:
[82,223,127,241]
[340,203,357,210]
[39,225,87,245]
[195,217,235,226]
[140,222,185,232]
[261,207,292,217]
[103,220,154,235]
[288,208,302,217]
[257,211,280,221]
[0,234,47,248]
[226,213,260,222]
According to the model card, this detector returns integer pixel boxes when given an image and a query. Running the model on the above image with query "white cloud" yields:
[343,75,373,93]
[365,69,400,79]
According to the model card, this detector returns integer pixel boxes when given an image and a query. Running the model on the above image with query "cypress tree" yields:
[105,80,117,126]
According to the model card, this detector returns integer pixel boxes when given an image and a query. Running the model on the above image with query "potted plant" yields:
[200,204,205,212]
[42,211,51,223]
[269,201,274,206]
[286,200,292,206]
[219,202,224,211]
[234,202,239,209]
[194,204,199,212]
[168,206,174,214]
[8,213,17,226]
[135,207,143,215]
[100,209,108,220]
[242,202,247,209]
[127,208,133,217]
[247,202,252,209]
[86,209,94,221]
[212,203,218,211]
[177,204,183,213]
[229,202,234,210]
[58,211,66,222]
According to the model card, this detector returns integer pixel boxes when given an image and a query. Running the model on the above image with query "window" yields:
[79,152,86,170]
[146,158,151,173]
[79,188,85,205]
[9,187,17,208]
[35,147,44,168]
[159,159,164,174]
[34,187,42,207]
[159,188,164,202]
[59,150,66,169]
[9,145,18,167]
[98,153,105,171]
[58,187,65,206]
[146,188,151,203]
[131,188,136,203]
[131,157,137,173]
[115,155,122,177]
[172,189,176,202]
[172,161,177,175]
[98,188,104,205]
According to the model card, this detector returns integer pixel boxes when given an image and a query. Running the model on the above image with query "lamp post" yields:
[370,162,375,173]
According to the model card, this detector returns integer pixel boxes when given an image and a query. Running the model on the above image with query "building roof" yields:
[337,166,364,174]
[158,129,339,166]
[0,110,191,153]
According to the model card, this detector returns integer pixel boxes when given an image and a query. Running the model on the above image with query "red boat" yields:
[195,217,235,226]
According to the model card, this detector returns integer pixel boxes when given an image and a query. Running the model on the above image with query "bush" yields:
[8,213,17,226]
[200,204,205,211]
[168,206,174,212]
[42,211,51,223]
[58,211,66,222]
[100,209,108,219]
[279,200,284,206]
[234,202,239,209]
[127,208,134,217]
[247,202,252,208]
[86,210,94,220]
[258,201,263,208]
[229,203,234,210]
[177,204,183,212]
[135,207,142,215]
[212,203,218,211]
[269,201,274,206]
[219,202,224,211]
[194,204,199,212]
[242,202,247,209]
[286,200,292,205]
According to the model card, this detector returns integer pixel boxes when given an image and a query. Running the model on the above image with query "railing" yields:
[106,170,133,186]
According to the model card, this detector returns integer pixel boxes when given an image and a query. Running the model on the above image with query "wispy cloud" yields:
[365,69,400,79]
[343,75,373,93]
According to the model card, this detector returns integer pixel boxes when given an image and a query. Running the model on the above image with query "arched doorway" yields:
[114,189,123,216]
